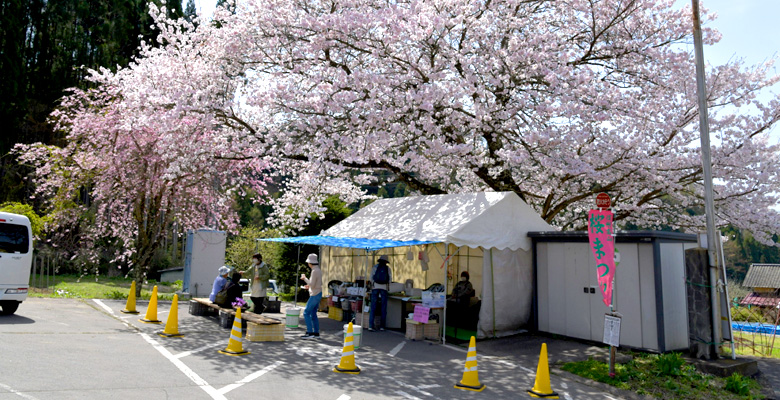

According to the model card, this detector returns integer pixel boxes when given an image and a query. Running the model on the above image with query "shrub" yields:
[105,290,126,300]
[654,353,685,376]
[724,373,751,396]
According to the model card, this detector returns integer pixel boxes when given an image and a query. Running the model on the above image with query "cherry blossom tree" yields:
[23,0,780,250]
[15,13,271,284]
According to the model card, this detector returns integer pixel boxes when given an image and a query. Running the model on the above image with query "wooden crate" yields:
[246,321,285,342]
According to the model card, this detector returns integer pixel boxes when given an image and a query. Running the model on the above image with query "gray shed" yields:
[529,231,697,353]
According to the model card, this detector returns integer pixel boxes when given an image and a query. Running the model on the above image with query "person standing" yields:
[246,253,270,314]
[300,253,322,339]
[369,255,392,332]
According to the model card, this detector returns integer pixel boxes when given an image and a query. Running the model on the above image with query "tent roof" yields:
[259,235,436,251]
[324,192,553,251]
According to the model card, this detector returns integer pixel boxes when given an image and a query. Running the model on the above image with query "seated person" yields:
[218,272,245,309]
[209,266,231,303]
[450,271,475,306]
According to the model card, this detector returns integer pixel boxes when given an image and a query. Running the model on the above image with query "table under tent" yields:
[263,192,553,341]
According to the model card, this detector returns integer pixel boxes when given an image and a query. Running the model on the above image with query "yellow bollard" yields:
[333,322,361,374]
[159,294,184,338]
[120,281,139,314]
[139,285,162,324]
[218,307,250,356]
[527,343,559,398]
[454,336,485,392]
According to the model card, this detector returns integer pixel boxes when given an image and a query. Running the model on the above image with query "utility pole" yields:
[691,0,722,357]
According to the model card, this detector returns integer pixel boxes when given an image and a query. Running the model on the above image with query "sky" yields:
[193,0,779,139]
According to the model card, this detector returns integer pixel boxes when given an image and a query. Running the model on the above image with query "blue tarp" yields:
[732,322,780,336]
[259,235,437,251]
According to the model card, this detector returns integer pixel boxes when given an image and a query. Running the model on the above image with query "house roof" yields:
[323,192,553,251]
[740,292,780,307]
[743,264,780,289]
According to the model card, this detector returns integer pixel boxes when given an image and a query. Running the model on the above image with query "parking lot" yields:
[0,298,623,400]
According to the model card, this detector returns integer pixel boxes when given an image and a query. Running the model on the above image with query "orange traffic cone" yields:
[120,281,139,314]
[527,343,559,398]
[454,336,485,392]
[333,322,361,374]
[140,285,162,324]
[218,307,250,356]
[159,294,184,338]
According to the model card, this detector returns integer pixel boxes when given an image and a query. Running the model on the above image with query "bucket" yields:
[286,307,301,328]
[343,324,362,349]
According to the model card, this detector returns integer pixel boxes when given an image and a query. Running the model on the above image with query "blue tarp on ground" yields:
[259,235,437,251]
[732,322,780,335]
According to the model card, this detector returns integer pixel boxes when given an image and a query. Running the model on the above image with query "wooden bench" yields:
[189,298,281,325]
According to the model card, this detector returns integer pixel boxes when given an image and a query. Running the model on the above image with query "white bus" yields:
[0,212,33,315]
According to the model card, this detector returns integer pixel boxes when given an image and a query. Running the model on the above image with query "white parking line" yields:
[388,341,406,357]
[139,333,226,400]
[336,395,351,400]
[93,299,115,315]
[174,341,224,358]
[218,361,284,395]
[0,383,39,400]
[394,391,422,400]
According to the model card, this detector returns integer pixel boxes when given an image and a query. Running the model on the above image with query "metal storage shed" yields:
[529,231,698,352]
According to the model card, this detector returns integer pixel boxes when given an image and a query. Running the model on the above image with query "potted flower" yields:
[232,297,248,311]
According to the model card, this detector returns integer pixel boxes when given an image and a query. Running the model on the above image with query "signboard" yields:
[603,314,621,347]
[596,193,611,209]
[413,305,431,323]
[422,291,445,308]
[588,209,615,307]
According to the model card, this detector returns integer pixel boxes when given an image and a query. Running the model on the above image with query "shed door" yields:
[565,243,592,340]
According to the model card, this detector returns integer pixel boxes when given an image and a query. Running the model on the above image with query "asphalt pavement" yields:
[0,298,661,400]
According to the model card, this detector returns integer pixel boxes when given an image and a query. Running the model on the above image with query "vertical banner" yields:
[588,210,615,307]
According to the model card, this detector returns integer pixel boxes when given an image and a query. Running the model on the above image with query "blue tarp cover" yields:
[259,235,437,251]
[732,322,780,336]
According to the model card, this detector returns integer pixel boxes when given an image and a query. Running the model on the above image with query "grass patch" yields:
[730,331,780,358]
[28,274,179,301]
[561,352,764,399]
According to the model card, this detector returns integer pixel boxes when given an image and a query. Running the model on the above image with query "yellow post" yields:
[140,285,162,324]
[120,281,139,314]
[454,336,485,391]
[528,343,559,398]
[333,322,361,374]
[159,294,184,337]
[218,307,250,356]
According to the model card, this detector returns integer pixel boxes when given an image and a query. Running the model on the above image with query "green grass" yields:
[730,331,780,358]
[28,274,179,301]
[561,352,764,399]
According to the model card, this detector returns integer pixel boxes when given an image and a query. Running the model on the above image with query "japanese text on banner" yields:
[588,210,615,307]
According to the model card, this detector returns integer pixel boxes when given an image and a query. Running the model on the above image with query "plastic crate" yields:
[350,299,363,312]
[219,310,248,330]
[327,296,336,307]
[246,322,285,342]
[329,307,343,320]
[319,297,329,312]
[189,300,209,316]
[264,299,281,314]
[341,310,353,322]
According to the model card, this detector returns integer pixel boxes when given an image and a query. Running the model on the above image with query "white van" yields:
[0,212,33,315]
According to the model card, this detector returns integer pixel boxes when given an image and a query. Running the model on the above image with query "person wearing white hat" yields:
[209,265,232,303]
[300,254,322,339]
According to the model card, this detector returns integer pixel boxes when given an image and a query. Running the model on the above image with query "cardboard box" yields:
[405,319,439,340]
[246,322,284,342]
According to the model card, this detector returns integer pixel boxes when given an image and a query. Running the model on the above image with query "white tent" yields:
[324,191,553,338]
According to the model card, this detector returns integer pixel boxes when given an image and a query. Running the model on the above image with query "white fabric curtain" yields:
[478,247,534,338]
